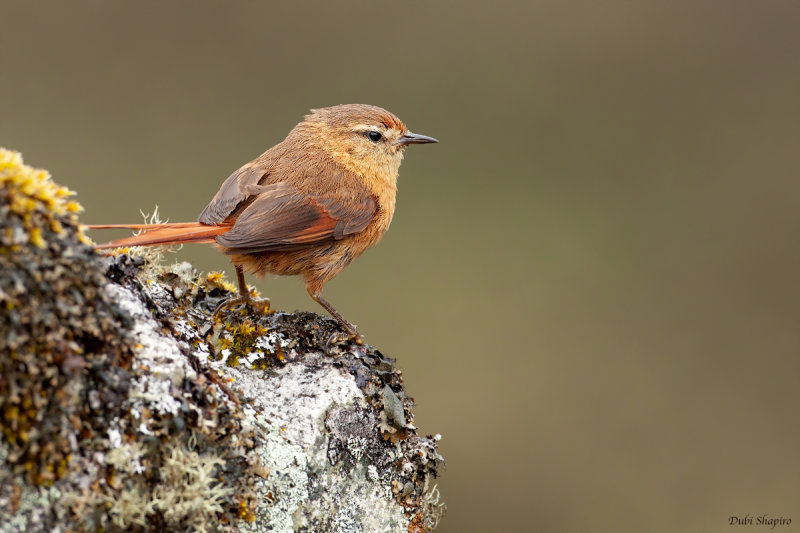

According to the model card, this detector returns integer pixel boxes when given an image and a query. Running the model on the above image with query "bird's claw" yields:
[214,295,271,316]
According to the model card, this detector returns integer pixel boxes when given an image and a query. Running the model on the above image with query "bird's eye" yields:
[366,131,382,143]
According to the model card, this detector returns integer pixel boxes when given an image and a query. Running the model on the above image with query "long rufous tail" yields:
[87,223,232,250]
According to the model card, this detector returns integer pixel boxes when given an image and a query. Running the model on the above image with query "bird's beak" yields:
[397,131,439,146]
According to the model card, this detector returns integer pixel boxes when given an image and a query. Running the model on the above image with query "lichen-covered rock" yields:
[0,149,444,532]
[0,149,265,532]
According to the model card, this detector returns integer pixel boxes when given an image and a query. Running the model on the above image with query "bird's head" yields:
[297,104,437,182]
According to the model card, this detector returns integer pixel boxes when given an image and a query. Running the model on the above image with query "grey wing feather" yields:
[198,161,269,225]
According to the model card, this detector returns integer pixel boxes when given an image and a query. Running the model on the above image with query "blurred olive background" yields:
[3,1,800,532]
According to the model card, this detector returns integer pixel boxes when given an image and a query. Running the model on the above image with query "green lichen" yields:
[104,441,236,532]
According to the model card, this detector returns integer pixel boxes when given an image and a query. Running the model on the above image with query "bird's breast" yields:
[359,199,394,249]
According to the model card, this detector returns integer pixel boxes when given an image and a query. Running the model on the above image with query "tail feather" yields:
[87,223,205,230]
[87,222,232,250]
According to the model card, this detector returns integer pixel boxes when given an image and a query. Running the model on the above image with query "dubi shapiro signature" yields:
[729,515,792,528]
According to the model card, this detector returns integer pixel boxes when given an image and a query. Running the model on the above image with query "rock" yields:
[0,148,445,532]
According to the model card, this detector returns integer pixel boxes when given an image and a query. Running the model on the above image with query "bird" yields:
[88,104,438,340]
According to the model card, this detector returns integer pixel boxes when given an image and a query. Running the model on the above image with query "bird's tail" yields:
[87,223,232,250]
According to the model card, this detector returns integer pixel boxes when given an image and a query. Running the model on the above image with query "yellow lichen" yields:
[0,148,89,244]
[206,270,237,293]
[238,499,256,522]
[0,149,83,215]
[29,227,45,248]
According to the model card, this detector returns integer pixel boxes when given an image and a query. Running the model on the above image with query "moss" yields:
[219,320,272,368]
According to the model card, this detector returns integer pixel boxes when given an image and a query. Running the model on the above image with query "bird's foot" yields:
[214,294,271,315]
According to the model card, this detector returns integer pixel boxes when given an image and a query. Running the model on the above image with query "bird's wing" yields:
[215,182,376,253]
[198,159,270,225]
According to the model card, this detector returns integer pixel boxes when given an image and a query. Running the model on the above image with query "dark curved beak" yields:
[397,131,439,146]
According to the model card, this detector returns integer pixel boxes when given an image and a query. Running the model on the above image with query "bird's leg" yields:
[214,265,270,314]
[306,284,363,346]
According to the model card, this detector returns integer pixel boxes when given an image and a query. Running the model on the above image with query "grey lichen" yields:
[0,149,445,532]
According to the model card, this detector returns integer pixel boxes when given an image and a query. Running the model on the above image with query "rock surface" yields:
[0,148,444,532]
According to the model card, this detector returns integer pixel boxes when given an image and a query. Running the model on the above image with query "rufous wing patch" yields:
[215,183,376,254]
